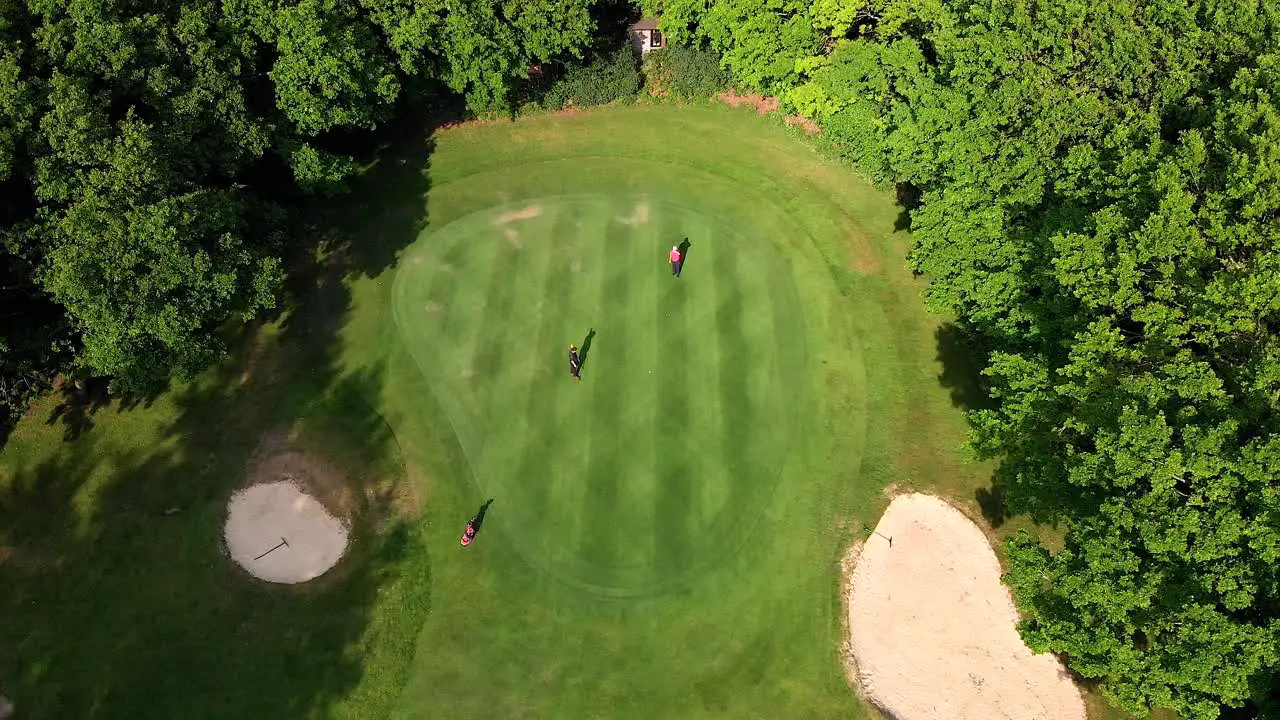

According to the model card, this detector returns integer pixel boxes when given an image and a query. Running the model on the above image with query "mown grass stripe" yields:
[577,202,635,580]
[541,198,612,557]
[731,235,794,529]
[507,203,579,556]
[467,228,527,448]
[587,198,661,577]
[436,229,495,365]
[478,210,560,431]
[473,209,554,478]
[681,216,729,529]
[710,234,756,538]
[399,220,497,449]
[761,237,812,466]
[652,206,693,582]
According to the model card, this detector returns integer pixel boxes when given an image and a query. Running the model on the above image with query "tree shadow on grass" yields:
[975,483,1009,528]
[41,377,176,442]
[894,182,920,233]
[32,100,458,447]
[935,323,995,412]
[0,109,450,719]
[935,323,1011,526]
[44,377,111,441]
[270,111,441,357]
[0,367,432,719]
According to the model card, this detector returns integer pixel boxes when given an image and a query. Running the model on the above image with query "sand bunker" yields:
[846,493,1085,720]
[225,481,349,584]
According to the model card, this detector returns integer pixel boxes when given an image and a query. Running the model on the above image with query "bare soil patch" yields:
[785,115,821,134]
[494,204,543,225]
[846,227,881,275]
[502,226,523,248]
[247,445,355,518]
[616,201,650,226]
[846,493,1085,720]
[717,90,820,134]
[236,326,285,388]
[718,90,779,114]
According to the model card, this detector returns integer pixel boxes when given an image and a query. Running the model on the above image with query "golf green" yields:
[373,106,981,718]
[393,191,807,595]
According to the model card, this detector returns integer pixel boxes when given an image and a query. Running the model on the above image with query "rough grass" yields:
[0,329,433,719]
[0,104,1150,719]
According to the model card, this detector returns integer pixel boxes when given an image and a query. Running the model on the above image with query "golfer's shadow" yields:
[579,329,596,367]
[470,498,494,533]
[677,238,691,265]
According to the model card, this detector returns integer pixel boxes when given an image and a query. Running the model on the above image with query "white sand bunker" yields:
[847,493,1085,720]
[225,481,349,584]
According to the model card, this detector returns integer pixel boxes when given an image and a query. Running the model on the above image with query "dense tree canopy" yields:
[0,0,605,414]
[652,0,1280,717]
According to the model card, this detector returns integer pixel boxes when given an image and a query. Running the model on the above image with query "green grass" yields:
[0,344,433,719]
[392,191,809,596]
[0,103,1138,719]
[376,106,979,718]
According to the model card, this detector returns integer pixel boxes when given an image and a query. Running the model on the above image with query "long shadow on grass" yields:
[894,182,921,233]
[935,323,994,413]
[0,368,431,719]
[0,107,451,719]
[934,323,1013,527]
[32,98,457,444]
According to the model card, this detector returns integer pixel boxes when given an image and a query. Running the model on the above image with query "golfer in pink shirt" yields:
[669,245,683,277]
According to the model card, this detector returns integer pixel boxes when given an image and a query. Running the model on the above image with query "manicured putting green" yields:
[379,106,981,718]
[393,193,808,595]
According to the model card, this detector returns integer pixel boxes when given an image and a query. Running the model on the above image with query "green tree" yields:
[1,0,607,400]
[655,0,820,95]
[985,53,1280,718]
[542,44,639,110]
[270,0,401,134]
[644,44,730,99]
[35,190,282,391]
[429,0,597,111]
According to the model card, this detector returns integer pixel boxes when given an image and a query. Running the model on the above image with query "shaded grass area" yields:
[0,119,440,719]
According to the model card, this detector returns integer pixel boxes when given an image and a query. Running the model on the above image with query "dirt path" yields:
[846,493,1085,720]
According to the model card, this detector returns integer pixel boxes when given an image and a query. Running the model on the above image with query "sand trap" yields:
[225,481,349,584]
[846,493,1085,720]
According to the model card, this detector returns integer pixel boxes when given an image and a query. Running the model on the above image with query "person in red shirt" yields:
[460,499,494,546]
[669,244,683,277]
